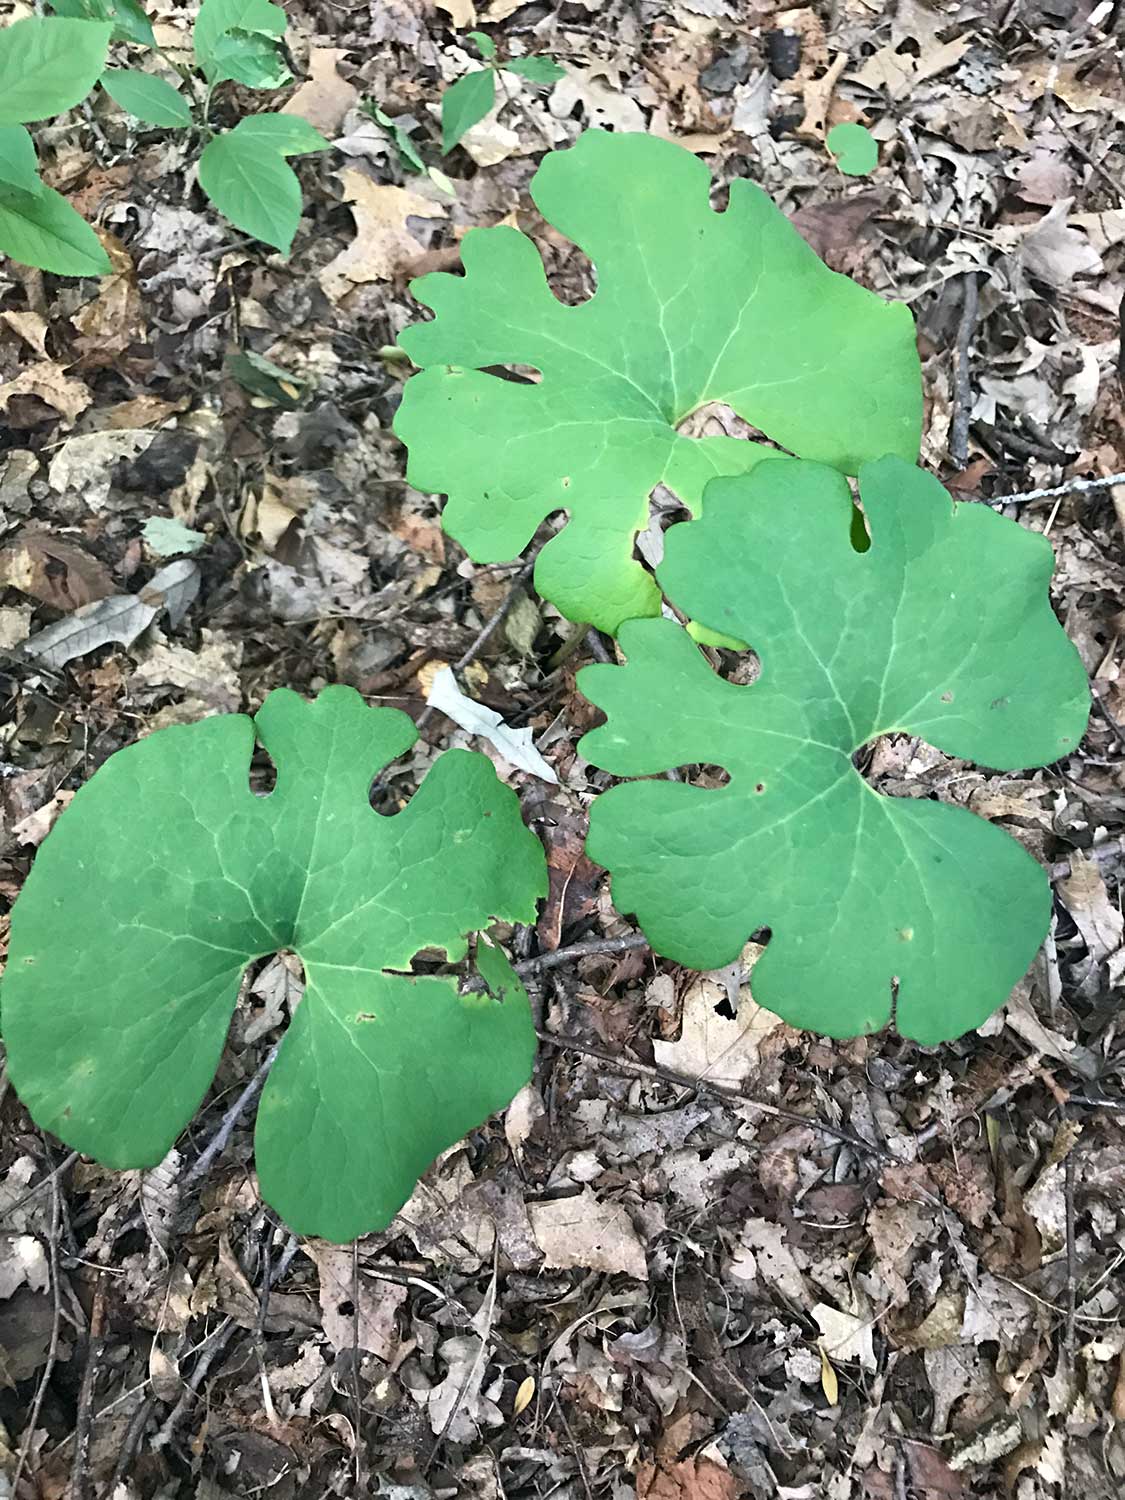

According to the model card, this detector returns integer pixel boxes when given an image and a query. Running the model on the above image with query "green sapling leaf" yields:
[194,0,288,87]
[2,685,547,1241]
[506,56,565,84]
[827,121,878,177]
[395,130,922,633]
[578,457,1090,1045]
[101,68,192,128]
[441,67,496,153]
[0,17,112,125]
[466,30,496,59]
[198,113,328,255]
[0,179,111,275]
[47,0,155,49]
[0,126,43,197]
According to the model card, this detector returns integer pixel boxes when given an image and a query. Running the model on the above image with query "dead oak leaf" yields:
[0,531,114,612]
[637,1458,745,1500]
[0,361,91,428]
[319,171,447,300]
[282,48,359,137]
[528,1187,647,1279]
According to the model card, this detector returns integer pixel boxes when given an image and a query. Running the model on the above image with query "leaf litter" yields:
[1,2,1124,1498]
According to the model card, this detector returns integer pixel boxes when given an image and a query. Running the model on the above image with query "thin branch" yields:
[535,1028,895,1160]
[12,1172,62,1492]
[995,470,1125,507]
[517,933,651,975]
[950,272,980,469]
[183,1040,281,1188]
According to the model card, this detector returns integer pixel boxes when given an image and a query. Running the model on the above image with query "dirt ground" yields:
[1,0,1124,1496]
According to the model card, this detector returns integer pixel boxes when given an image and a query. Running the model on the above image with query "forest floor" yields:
[1,1,1125,1497]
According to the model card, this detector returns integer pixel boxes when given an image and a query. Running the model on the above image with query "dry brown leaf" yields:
[305,1244,407,1359]
[1,311,49,358]
[0,361,91,427]
[653,948,781,1086]
[71,232,144,366]
[102,393,190,428]
[282,48,359,136]
[0,531,114,611]
[637,1458,743,1500]
[435,0,476,22]
[319,171,447,300]
[528,1188,648,1279]
[1059,854,1124,964]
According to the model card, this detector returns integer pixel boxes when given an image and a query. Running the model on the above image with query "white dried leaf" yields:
[427,666,558,783]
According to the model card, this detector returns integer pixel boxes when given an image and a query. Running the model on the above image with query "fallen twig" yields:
[950,271,980,470]
[995,470,1125,507]
[517,932,650,975]
[535,1028,895,1161]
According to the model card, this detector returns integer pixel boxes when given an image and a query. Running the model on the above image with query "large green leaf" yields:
[0,179,111,275]
[394,130,922,633]
[101,68,192,128]
[441,67,495,153]
[2,686,546,1241]
[47,0,155,49]
[198,113,327,254]
[0,17,112,125]
[193,0,286,84]
[578,457,1090,1045]
[0,125,42,196]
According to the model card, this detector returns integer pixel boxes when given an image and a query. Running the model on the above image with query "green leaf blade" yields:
[101,67,192,127]
[2,686,546,1241]
[578,457,1089,1044]
[827,121,878,176]
[0,125,43,196]
[198,115,327,254]
[507,56,564,83]
[394,130,923,633]
[0,17,112,125]
[441,67,495,153]
[0,179,111,274]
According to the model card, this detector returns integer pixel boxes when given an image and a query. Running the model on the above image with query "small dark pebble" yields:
[766,26,802,80]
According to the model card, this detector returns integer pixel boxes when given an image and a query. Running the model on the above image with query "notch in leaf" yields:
[577,457,1089,1045]
[395,130,922,633]
[2,686,547,1241]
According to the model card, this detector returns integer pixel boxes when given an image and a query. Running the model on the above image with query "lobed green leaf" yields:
[578,457,1090,1044]
[394,131,923,633]
[2,686,547,1241]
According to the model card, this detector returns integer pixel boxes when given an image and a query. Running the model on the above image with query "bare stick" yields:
[70,1276,108,1500]
[183,1041,280,1188]
[950,272,980,469]
[996,470,1125,506]
[12,1172,62,1492]
[535,1028,894,1160]
[517,933,650,975]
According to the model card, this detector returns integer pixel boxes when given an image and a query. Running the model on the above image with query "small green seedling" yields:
[0,1,328,273]
[441,31,564,154]
[578,457,1089,1045]
[394,130,923,633]
[827,121,878,177]
[2,686,547,1241]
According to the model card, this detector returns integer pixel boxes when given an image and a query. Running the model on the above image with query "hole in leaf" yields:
[369,778,405,818]
[713,996,737,1022]
[248,744,278,797]
[665,764,731,788]
[673,401,764,443]
[850,504,871,553]
[336,1300,355,1318]
[481,363,543,385]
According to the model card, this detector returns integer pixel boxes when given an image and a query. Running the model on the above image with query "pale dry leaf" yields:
[1058,854,1124,963]
[1,311,49,358]
[47,430,156,511]
[0,1235,49,1299]
[813,1302,876,1369]
[282,48,359,136]
[428,1333,502,1441]
[727,1218,807,1302]
[130,632,243,715]
[305,1244,407,1359]
[435,0,476,22]
[528,1187,648,1279]
[12,793,74,848]
[319,171,447,299]
[426,666,558,783]
[23,559,200,668]
[653,947,781,1086]
[0,361,92,427]
[549,66,645,133]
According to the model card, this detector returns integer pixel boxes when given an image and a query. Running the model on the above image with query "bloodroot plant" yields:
[0,131,1091,1240]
